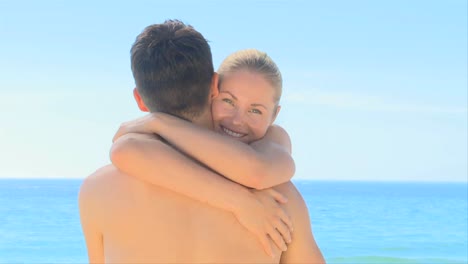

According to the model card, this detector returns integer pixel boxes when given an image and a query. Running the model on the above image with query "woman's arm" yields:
[113,113,295,189]
[110,133,292,256]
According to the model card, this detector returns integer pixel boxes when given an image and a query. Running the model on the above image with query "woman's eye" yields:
[250,109,262,114]
[222,98,234,105]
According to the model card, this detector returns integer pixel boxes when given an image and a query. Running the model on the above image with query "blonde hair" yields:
[218,49,282,104]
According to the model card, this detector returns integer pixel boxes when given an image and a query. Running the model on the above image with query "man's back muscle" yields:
[80,165,279,263]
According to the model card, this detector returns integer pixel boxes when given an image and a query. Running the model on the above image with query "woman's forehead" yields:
[221,71,275,93]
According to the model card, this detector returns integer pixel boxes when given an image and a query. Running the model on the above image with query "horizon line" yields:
[0,177,466,184]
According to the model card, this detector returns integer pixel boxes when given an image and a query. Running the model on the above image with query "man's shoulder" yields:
[82,164,122,186]
[274,181,303,202]
[79,164,129,199]
[275,182,326,264]
[273,181,309,217]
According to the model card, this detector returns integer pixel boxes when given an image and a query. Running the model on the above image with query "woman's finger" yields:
[276,206,293,232]
[273,217,292,244]
[267,224,287,252]
[268,189,288,204]
[258,233,275,258]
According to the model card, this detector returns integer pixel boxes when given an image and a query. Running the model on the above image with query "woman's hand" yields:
[112,113,159,143]
[233,188,293,258]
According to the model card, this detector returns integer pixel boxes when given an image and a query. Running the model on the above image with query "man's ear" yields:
[133,88,149,112]
[210,72,219,100]
[270,105,281,124]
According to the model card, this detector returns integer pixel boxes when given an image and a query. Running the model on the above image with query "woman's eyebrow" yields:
[221,91,237,100]
[251,103,267,110]
[221,91,267,109]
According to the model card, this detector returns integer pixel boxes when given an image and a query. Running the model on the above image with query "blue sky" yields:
[0,0,466,181]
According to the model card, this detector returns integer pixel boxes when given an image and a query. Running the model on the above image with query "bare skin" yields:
[98,70,325,262]
[112,72,296,251]
[80,58,325,262]
[112,113,295,190]
[110,132,294,256]
[79,165,324,263]
[113,70,295,190]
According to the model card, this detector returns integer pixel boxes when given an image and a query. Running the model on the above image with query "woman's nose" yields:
[230,109,243,125]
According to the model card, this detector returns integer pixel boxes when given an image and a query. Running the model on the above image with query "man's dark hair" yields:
[131,19,214,118]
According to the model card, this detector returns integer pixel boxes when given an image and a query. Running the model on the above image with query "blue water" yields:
[0,179,466,263]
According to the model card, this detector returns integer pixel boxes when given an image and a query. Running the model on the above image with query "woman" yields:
[112,49,295,256]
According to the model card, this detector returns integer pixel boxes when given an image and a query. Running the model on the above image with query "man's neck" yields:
[190,109,213,130]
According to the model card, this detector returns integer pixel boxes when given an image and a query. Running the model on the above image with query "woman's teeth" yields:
[222,127,244,138]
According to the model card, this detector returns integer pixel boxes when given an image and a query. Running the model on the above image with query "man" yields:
[79,19,324,263]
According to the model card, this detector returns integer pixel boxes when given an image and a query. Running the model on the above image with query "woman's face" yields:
[212,70,279,144]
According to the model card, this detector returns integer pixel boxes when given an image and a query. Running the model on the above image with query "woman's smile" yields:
[220,125,247,138]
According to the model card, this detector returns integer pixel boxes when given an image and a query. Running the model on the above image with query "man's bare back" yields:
[79,165,323,263]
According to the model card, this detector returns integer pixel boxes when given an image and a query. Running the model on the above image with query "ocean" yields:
[0,179,466,263]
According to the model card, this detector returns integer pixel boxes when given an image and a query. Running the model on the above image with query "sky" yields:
[0,0,466,182]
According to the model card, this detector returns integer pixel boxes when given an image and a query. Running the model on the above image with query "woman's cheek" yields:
[251,119,269,139]
[261,118,273,136]
[211,100,221,113]
[211,101,227,122]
